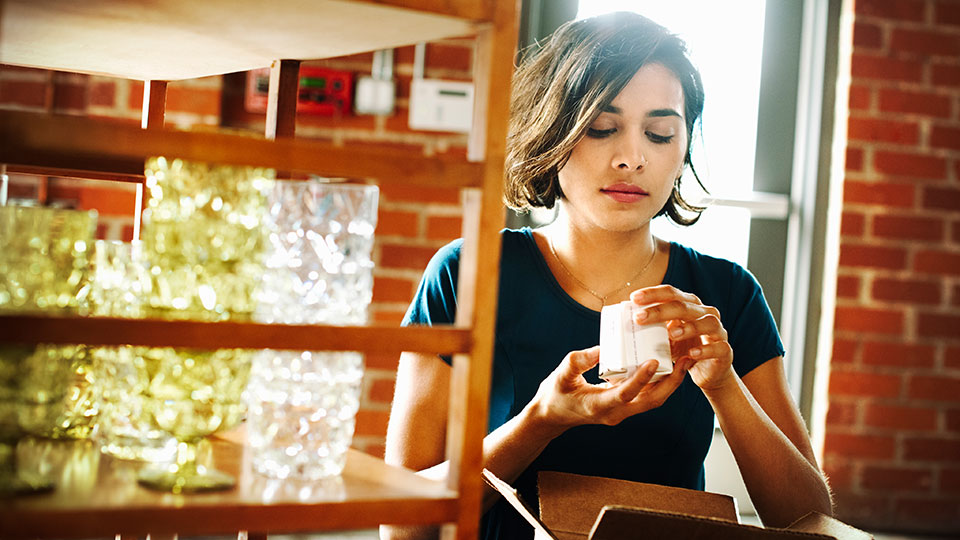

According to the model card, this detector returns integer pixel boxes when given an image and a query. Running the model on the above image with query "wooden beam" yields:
[0,316,472,354]
[265,59,299,140]
[141,80,167,130]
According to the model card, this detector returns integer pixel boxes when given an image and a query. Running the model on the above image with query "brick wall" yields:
[0,38,475,458]
[822,0,960,534]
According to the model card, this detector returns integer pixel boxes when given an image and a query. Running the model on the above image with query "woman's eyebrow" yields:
[599,105,682,118]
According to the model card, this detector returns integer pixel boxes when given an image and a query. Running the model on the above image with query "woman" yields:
[383,12,832,540]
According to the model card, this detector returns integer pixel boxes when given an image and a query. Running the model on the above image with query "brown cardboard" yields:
[482,469,874,540]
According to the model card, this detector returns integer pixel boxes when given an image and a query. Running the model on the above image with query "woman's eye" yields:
[646,132,675,144]
[587,127,617,138]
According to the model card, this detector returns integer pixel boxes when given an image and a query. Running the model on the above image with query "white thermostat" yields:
[408,79,474,133]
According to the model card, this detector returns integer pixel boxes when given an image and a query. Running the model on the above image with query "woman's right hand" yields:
[528,345,689,437]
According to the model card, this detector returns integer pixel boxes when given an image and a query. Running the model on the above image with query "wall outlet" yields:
[355,76,395,115]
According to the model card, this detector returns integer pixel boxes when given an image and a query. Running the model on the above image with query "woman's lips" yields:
[600,183,648,203]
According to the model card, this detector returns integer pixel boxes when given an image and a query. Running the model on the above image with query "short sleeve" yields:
[725,264,786,378]
[402,239,463,328]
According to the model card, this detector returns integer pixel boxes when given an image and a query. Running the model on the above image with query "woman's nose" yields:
[613,132,647,170]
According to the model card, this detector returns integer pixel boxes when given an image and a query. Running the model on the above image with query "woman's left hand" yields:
[630,285,735,392]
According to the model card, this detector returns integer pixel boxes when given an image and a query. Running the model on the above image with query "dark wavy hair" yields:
[504,12,707,225]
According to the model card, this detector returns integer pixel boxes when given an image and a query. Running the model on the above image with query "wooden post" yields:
[135,80,167,241]
[265,59,300,140]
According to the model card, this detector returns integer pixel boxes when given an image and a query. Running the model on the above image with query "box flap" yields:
[787,512,874,540]
[538,471,739,535]
[482,469,560,540]
[589,506,835,540]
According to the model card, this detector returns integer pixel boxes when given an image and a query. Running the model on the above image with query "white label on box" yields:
[599,301,673,383]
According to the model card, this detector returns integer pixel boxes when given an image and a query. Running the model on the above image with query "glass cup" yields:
[247,180,378,480]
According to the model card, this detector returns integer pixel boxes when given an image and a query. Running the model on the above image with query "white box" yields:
[408,78,473,132]
[599,301,673,384]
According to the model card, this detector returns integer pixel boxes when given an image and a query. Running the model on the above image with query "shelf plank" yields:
[0,437,458,539]
[0,110,484,187]
[0,0,480,81]
[0,315,471,354]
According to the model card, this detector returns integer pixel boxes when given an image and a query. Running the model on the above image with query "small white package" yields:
[599,300,673,383]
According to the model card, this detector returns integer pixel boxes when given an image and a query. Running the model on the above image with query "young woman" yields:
[383,12,833,540]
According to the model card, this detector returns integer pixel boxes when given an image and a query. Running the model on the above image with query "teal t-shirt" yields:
[402,227,784,540]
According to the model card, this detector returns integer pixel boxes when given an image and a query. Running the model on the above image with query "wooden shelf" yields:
[0,0,483,81]
[0,110,485,187]
[0,435,458,539]
[0,315,471,354]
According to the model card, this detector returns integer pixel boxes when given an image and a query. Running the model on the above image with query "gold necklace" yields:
[548,234,657,309]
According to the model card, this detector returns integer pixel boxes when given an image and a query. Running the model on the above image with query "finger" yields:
[631,285,700,306]
[688,340,732,361]
[560,346,601,379]
[614,359,659,402]
[624,359,688,410]
[667,314,726,342]
[635,300,712,325]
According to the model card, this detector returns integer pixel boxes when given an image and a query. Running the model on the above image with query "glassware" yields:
[247,180,378,480]
[135,347,250,493]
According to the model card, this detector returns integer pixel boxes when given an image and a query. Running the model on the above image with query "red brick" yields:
[379,244,442,270]
[836,275,862,299]
[121,225,135,243]
[909,374,960,402]
[848,116,920,145]
[166,85,220,117]
[874,150,948,180]
[862,341,937,368]
[395,42,473,74]
[835,305,904,334]
[891,28,960,56]
[941,468,960,493]
[932,63,960,87]
[832,492,894,526]
[426,216,462,240]
[841,211,865,237]
[948,346,960,368]
[52,83,86,111]
[914,249,960,275]
[77,187,137,217]
[823,432,897,459]
[853,21,884,48]
[127,80,144,112]
[937,0,960,24]
[354,409,390,437]
[931,124,960,151]
[917,312,960,339]
[948,409,960,432]
[861,465,935,491]
[871,276,942,306]
[372,276,417,303]
[829,369,902,398]
[0,79,46,107]
[89,81,116,107]
[95,223,109,241]
[839,244,908,270]
[377,209,419,238]
[953,220,960,245]
[922,186,960,211]
[894,497,960,526]
[299,110,377,130]
[368,377,396,404]
[372,309,406,325]
[831,337,860,364]
[378,183,461,205]
[864,403,938,430]
[843,180,916,207]
[856,0,926,21]
[848,86,872,112]
[826,400,859,426]
[904,437,960,461]
[878,88,952,118]
[851,53,924,83]
[846,146,865,171]
[872,215,945,242]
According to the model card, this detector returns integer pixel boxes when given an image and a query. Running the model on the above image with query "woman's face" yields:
[557,62,687,234]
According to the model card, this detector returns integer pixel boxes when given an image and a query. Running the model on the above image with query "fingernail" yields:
[670,327,683,338]
[690,347,701,358]
[637,310,648,322]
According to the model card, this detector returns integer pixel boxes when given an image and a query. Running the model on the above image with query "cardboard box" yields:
[483,469,872,540]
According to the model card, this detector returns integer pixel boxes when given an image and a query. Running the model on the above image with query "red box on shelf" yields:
[245,66,353,117]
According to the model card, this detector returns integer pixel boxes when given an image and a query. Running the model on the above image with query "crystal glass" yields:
[88,240,177,462]
[247,180,378,480]
[142,156,274,322]
[135,347,251,492]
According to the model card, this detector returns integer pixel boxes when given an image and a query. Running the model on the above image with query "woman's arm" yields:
[381,346,690,540]
[632,287,833,528]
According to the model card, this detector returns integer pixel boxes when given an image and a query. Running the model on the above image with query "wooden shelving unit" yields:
[0,1,519,539]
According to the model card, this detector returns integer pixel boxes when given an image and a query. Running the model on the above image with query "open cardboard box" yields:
[483,469,872,540]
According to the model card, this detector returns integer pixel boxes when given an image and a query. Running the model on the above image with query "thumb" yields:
[560,346,601,380]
